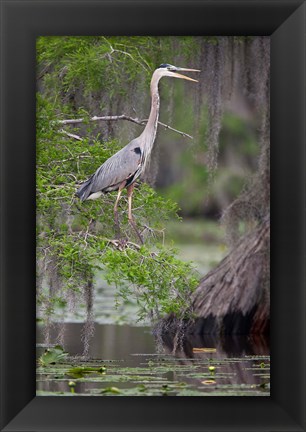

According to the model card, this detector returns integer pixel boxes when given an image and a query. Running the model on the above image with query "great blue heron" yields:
[76,63,200,242]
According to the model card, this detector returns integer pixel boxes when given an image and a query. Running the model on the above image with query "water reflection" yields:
[159,331,270,390]
[161,331,269,357]
[37,323,155,360]
[37,323,270,395]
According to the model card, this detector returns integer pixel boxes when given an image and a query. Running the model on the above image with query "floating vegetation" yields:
[192,347,217,353]
[38,345,69,366]
[66,365,107,378]
[201,380,216,385]
[36,351,270,397]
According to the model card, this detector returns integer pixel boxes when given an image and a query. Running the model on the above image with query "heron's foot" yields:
[128,217,144,245]
[109,238,128,251]
[116,237,128,250]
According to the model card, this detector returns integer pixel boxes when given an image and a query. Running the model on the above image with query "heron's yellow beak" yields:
[171,68,200,82]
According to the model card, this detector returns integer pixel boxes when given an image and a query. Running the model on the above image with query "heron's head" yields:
[156,63,200,82]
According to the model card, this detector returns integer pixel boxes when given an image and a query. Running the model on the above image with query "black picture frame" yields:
[1,0,305,431]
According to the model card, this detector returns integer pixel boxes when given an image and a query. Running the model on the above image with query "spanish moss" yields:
[81,276,95,358]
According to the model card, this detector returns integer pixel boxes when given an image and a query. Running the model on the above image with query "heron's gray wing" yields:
[90,140,142,193]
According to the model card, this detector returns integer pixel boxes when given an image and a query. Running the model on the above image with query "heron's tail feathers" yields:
[75,176,93,201]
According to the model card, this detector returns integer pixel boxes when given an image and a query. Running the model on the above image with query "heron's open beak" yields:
[171,68,201,82]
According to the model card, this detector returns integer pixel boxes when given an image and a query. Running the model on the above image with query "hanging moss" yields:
[221,37,270,246]
[81,276,95,358]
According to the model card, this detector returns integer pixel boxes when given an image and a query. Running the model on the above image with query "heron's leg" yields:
[114,184,125,237]
[127,184,143,244]
[127,183,134,221]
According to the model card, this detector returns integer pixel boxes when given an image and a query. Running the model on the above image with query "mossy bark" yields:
[188,215,270,335]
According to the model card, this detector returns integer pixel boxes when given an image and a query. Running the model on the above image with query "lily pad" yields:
[101,386,121,394]
[38,345,69,367]
[66,366,106,378]
[193,348,217,353]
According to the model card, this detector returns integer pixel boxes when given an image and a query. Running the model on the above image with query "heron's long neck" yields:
[140,72,161,158]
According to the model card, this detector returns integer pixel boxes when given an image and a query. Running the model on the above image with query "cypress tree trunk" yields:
[188,215,270,335]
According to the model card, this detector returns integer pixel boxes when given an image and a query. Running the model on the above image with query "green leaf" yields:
[101,386,121,394]
[38,345,69,367]
[66,366,106,378]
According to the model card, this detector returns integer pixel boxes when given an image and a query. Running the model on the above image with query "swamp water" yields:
[37,323,270,396]
[36,241,270,396]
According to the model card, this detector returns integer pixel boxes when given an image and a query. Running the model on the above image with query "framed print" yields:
[1,0,305,431]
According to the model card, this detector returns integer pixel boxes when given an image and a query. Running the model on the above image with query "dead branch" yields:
[55,115,193,140]
[59,129,83,141]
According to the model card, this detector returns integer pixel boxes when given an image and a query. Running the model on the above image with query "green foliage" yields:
[102,244,198,321]
[36,36,201,105]
[36,36,201,327]
[39,345,69,366]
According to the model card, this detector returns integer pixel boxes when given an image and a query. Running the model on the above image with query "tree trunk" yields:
[188,215,270,335]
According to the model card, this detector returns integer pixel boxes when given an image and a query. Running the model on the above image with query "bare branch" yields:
[83,218,94,248]
[157,121,193,140]
[55,115,193,140]
[59,129,83,141]
[56,115,144,126]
